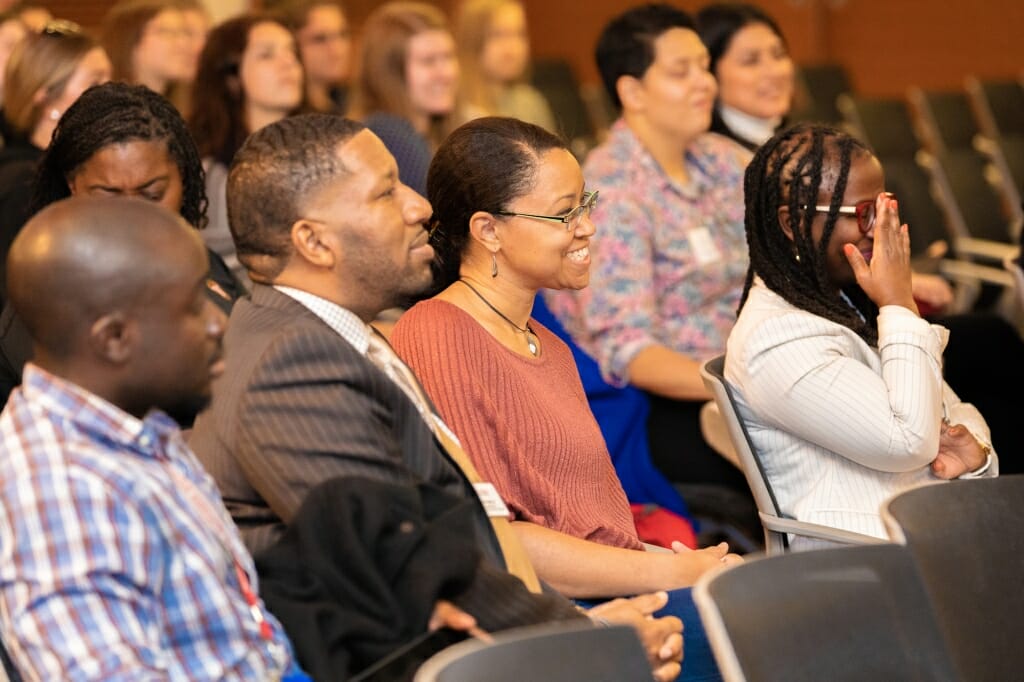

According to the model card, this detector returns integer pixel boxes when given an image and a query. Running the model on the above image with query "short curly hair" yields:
[226,113,365,279]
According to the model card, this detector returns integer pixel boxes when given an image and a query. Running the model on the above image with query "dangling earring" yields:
[793,249,801,263]
[491,252,498,278]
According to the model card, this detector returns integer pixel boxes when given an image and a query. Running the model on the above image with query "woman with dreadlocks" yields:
[0,82,245,408]
[724,123,997,549]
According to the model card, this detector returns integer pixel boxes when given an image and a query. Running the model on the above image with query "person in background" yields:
[179,0,210,77]
[269,0,352,113]
[696,2,792,152]
[167,0,211,115]
[0,82,245,407]
[189,13,304,283]
[102,0,192,99]
[454,0,554,131]
[348,1,460,196]
[0,21,111,282]
[697,2,1022,469]
[0,196,301,680]
[543,5,754,503]
[696,1,955,314]
[726,123,997,548]
[0,10,26,112]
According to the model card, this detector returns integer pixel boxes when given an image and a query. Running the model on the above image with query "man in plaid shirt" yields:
[0,198,303,680]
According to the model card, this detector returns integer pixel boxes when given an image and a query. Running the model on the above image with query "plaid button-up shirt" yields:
[0,364,297,681]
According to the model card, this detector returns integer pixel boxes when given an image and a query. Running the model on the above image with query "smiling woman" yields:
[697,3,794,151]
[348,1,460,195]
[391,116,742,682]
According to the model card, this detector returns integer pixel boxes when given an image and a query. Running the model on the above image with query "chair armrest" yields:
[955,237,1019,262]
[938,258,1016,287]
[759,512,886,546]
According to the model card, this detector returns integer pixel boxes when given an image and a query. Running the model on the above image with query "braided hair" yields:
[30,82,208,229]
[741,122,879,345]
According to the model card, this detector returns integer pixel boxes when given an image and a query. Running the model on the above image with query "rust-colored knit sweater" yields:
[392,299,641,550]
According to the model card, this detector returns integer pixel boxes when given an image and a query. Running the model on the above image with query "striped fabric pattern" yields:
[725,281,997,548]
[188,285,504,565]
[0,365,295,681]
[544,119,752,386]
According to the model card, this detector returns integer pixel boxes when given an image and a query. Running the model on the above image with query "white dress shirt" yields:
[725,280,997,549]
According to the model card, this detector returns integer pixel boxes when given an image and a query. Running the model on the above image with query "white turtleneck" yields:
[719,104,781,147]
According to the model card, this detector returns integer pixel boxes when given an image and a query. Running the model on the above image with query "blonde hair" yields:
[3,27,99,137]
[454,0,523,116]
[348,1,456,146]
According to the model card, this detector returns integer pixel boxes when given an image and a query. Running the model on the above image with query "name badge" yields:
[689,226,722,265]
[473,482,511,518]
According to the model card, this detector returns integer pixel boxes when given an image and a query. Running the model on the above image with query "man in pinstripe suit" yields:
[188,114,685,679]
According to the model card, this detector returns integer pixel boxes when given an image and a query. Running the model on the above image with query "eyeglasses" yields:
[808,191,894,234]
[494,190,599,231]
[41,20,83,37]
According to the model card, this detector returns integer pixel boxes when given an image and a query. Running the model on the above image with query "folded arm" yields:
[739,306,946,472]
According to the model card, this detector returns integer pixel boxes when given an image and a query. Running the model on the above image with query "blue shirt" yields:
[0,364,299,680]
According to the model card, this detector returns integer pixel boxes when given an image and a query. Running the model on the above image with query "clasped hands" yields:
[429,591,686,682]
[930,420,988,479]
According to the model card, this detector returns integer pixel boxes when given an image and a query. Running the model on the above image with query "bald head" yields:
[8,196,206,358]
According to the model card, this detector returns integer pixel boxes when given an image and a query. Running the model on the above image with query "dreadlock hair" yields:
[30,82,208,230]
[741,122,880,346]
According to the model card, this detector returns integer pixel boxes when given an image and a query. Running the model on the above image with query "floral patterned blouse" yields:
[544,119,752,386]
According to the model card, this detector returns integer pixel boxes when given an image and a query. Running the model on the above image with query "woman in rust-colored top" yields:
[390,117,742,605]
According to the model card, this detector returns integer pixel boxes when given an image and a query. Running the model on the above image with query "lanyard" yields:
[162,455,290,677]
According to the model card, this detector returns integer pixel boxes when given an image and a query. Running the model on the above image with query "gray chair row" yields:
[413,622,651,682]
[695,476,1024,682]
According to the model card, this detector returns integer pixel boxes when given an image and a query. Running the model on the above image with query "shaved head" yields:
[8,197,205,357]
[7,197,225,421]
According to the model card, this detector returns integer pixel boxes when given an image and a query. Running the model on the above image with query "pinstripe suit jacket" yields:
[189,285,503,562]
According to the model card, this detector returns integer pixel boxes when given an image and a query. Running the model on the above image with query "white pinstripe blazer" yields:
[725,281,997,548]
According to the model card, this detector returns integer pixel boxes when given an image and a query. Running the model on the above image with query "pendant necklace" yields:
[459,279,539,356]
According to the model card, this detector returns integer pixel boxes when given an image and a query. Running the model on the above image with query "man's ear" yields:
[777,205,796,242]
[468,210,501,255]
[88,311,134,364]
[617,74,644,113]
[290,219,335,269]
